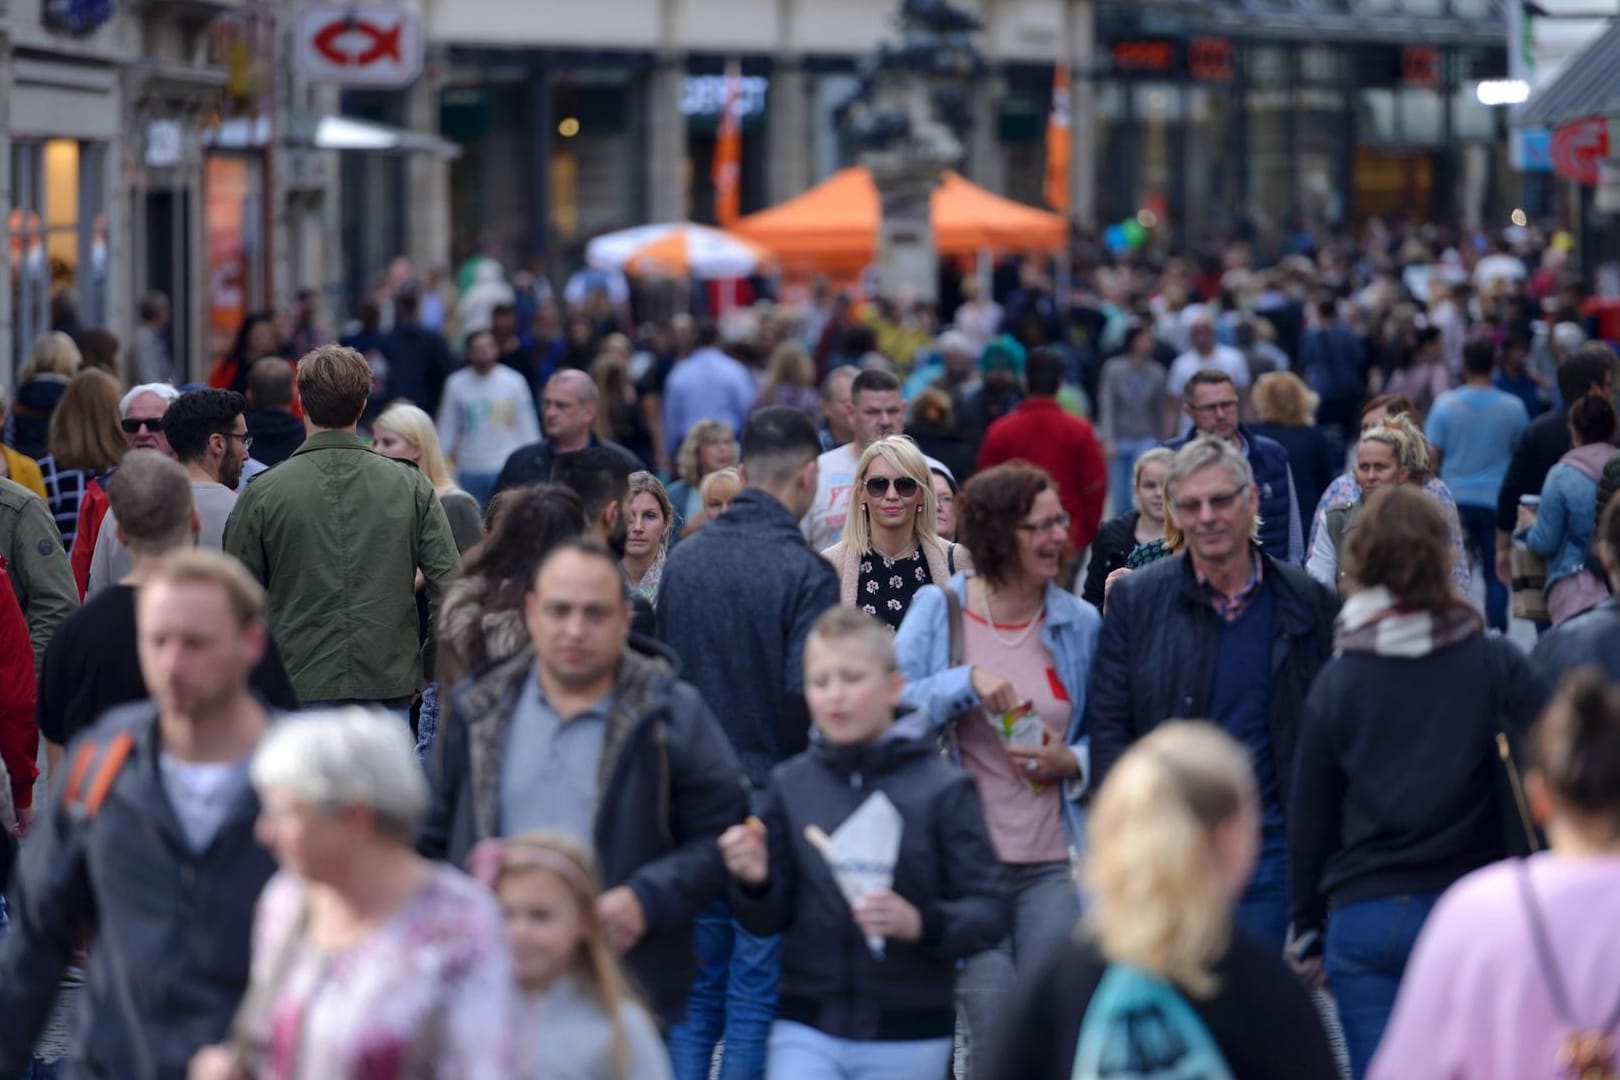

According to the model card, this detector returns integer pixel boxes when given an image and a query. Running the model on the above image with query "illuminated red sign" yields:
[1402,46,1439,87]
[1111,41,1176,73]
[1189,38,1233,82]
[1552,117,1609,186]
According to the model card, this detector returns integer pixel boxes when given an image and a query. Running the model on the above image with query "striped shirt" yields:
[36,455,92,548]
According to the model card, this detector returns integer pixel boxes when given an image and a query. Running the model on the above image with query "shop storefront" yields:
[1092,11,1508,250]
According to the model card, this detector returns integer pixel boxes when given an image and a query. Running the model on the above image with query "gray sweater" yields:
[522,974,671,1080]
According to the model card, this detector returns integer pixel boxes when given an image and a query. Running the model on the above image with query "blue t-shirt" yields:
[1425,385,1530,509]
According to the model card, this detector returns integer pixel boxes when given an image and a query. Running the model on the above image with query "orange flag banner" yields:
[1044,65,1072,215]
[713,59,743,227]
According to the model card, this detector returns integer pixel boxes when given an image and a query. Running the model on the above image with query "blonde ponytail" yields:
[1083,722,1257,999]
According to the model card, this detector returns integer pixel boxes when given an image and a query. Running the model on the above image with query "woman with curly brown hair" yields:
[665,419,738,538]
[894,461,1101,1080]
[1290,484,1549,1079]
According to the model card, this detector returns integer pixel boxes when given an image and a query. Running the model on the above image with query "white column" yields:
[970,70,1006,195]
[407,47,451,273]
[647,58,687,223]
[1068,0,1097,228]
[768,60,811,204]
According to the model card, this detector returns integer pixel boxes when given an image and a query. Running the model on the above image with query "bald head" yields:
[542,369,599,451]
[107,450,195,556]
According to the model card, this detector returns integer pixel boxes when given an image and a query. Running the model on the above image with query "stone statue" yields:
[837,0,985,301]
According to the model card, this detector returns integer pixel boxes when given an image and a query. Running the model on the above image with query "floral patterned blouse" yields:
[242,865,513,1079]
[859,547,931,631]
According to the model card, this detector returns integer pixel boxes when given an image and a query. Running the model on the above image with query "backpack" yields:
[1072,964,1235,1080]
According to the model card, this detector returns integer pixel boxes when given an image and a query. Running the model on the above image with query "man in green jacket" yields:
[0,477,78,676]
[223,344,459,707]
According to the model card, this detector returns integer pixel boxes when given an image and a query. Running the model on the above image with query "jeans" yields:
[765,1021,952,1080]
[1108,437,1159,518]
[1234,832,1289,951]
[457,470,500,511]
[958,861,1080,1080]
[1325,892,1441,1080]
[668,898,781,1080]
[1457,504,1508,631]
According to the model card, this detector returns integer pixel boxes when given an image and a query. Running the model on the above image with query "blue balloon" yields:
[1104,223,1129,254]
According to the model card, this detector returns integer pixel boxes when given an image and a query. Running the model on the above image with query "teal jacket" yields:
[224,430,459,702]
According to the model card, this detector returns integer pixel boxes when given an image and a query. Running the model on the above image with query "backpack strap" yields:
[944,584,964,669]
[63,731,136,821]
[947,542,957,577]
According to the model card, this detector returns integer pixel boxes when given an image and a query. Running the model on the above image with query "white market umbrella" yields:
[585,222,774,280]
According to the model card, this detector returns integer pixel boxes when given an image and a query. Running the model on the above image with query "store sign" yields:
[41,0,114,36]
[1513,128,1553,173]
[1402,46,1440,88]
[1551,116,1609,185]
[1189,38,1233,82]
[1110,40,1177,74]
[680,75,768,118]
[295,6,423,88]
[145,120,184,169]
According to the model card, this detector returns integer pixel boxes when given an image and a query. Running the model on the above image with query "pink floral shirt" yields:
[244,866,513,1079]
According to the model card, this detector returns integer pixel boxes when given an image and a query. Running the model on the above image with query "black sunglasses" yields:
[864,476,921,498]
[121,417,163,434]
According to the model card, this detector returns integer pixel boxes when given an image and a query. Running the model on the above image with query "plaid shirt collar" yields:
[1194,548,1265,623]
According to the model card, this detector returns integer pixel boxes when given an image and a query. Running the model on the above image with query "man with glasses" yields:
[69,382,181,595]
[86,389,252,597]
[1168,368,1303,564]
[1088,436,1336,950]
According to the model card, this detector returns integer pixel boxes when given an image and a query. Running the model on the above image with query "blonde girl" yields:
[372,402,483,552]
[471,831,672,1080]
[820,434,967,630]
[993,722,1338,1078]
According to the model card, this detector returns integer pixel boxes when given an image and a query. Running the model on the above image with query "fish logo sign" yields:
[297,6,423,88]
[313,18,403,68]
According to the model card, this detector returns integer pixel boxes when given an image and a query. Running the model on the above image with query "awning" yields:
[283,111,462,159]
[1518,19,1620,128]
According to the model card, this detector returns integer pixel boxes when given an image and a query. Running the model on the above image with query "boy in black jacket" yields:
[719,607,1009,1077]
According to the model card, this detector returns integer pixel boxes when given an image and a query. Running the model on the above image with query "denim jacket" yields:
[893,573,1101,854]
[1522,445,1608,590]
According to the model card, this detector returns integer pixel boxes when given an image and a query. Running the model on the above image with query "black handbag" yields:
[1485,634,1545,857]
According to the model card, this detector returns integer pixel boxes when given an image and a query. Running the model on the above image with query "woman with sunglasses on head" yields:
[894,461,1101,1080]
[821,436,966,631]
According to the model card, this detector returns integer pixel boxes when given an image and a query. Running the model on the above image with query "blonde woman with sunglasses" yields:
[820,435,967,631]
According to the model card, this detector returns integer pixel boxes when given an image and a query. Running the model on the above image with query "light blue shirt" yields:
[1425,385,1530,509]
[661,347,758,457]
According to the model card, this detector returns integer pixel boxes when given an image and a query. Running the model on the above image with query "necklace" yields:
[981,582,1045,648]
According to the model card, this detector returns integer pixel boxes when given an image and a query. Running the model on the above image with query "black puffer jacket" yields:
[420,637,748,1027]
[1080,511,1140,610]
[1087,550,1338,805]
[732,716,1009,1042]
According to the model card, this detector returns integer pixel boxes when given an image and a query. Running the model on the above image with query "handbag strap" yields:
[1485,634,1543,855]
[944,584,964,669]
[1515,860,1620,1038]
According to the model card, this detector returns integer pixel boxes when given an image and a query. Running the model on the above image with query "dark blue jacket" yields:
[1088,551,1338,806]
[0,702,275,1079]
[657,488,840,786]
[1300,323,1367,403]
[379,321,455,417]
[1165,426,1298,562]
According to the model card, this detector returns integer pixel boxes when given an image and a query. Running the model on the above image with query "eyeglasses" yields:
[1017,512,1071,533]
[1172,484,1250,516]
[220,432,254,451]
[864,476,920,498]
[1189,399,1240,417]
[121,417,163,434]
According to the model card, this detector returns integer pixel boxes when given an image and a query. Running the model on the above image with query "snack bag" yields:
[993,700,1050,793]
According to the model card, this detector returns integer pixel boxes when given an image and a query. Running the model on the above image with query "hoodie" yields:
[242,407,305,468]
[732,713,1009,1041]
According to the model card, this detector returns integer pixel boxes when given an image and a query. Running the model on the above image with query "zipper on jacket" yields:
[653,720,675,850]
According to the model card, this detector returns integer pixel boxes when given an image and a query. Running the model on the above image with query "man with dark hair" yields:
[1167,368,1303,564]
[380,290,455,416]
[39,450,297,766]
[1299,296,1371,446]
[978,347,1107,554]
[1427,338,1530,631]
[243,356,304,467]
[224,345,459,707]
[1498,342,1617,588]
[87,389,251,595]
[550,447,655,636]
[659,406,840,1079]
[421,539,745,1028]
[805,367,944,550]
[438,327,540,508]
[661,318,756,459]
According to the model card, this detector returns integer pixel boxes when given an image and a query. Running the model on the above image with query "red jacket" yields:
[69,478,111,599]
[0,559,39,811]
[977,396,1108,552]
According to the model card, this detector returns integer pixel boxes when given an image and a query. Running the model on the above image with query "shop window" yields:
[8,139,106,373]
[1358,89,1399,144]
[1400,89,1445,144]
[1454,87,1496,141]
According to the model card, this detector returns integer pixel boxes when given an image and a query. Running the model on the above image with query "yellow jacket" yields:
[1,447,46,500]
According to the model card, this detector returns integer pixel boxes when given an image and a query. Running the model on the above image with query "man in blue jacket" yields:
[1089,437,1336,949]
[0,549,278,1078]
[657,406,840,1080]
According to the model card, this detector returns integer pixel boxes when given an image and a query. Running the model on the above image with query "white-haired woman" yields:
[372,403,483,553]
[189,708,512,1079]
[992,723,1338,1080]
[821,435,968,630]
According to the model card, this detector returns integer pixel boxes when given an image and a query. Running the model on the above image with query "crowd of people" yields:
[0,219,1619,1079]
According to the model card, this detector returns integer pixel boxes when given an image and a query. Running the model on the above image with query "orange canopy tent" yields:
[730,166,1066,276]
